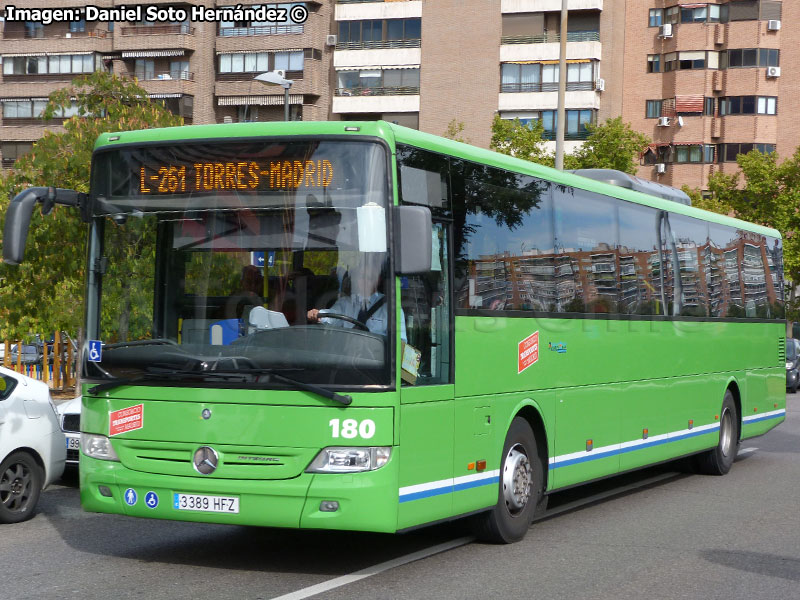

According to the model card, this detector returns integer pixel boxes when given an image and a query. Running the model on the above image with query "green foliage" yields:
[0,71,183,340]
[489,115,553,167]
[489,115,650,174]
[443,119,470,144]
[564,117,651,174]
[686,147,800,322]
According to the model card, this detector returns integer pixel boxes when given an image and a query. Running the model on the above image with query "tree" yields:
[489,115,553,167]
[443,119,470,144]
[489,115,650,174]
[0,71,183,340]
[685,147,800,328]
[564,116,651,174]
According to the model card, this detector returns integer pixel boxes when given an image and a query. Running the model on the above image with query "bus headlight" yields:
[81,433,120,461]
[306,447,391,473]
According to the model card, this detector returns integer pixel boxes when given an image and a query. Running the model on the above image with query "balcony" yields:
[335,86,419,96]
[335,38,421,50]
[219,25,304,37]
[119,24,195,36]
[501,81,596,93]
[135,70,194,81]
[501,30,599,45]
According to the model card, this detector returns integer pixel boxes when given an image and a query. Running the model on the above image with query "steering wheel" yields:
[318,312,370,332]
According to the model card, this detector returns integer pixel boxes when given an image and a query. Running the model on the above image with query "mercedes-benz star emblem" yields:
[193,446,219,475]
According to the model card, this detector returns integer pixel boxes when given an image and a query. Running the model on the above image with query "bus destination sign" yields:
[139,159,335,194]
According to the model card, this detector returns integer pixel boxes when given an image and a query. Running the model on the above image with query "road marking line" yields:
[738,447,758,455]
[269,536,474,600]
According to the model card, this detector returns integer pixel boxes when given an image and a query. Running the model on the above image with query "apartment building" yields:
[1,0,796,193]
[623,0,796,190]
[0,0,334,167]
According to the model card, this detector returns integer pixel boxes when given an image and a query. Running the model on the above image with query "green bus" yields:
[3,121,786,543]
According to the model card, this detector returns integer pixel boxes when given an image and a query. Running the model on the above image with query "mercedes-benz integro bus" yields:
[5,121,786,542]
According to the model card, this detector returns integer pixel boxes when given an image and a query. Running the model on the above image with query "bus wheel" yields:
[473,417,542,543]
[694,390,738,476]
[0,451,43,524]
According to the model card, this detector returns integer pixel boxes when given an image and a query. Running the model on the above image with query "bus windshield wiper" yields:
[236,369,353,406]
[87,369,248,395]
[88,366,352,406]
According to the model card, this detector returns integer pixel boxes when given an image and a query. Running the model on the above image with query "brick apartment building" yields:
[0,0,796,192]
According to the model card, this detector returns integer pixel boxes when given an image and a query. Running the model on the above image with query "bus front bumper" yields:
[80,454,400,533]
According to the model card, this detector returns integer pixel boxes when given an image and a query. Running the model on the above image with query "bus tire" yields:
[473,417,542,544]
[693,390,738,476]
[0,451,43,524]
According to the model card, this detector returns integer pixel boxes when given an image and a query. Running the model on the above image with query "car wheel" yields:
[693,391,738,476]
[0,452,43,524]
[472,417,543,543]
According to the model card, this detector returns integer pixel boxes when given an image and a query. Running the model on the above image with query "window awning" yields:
[1,51,94,58]
[149,93,186,99]
[0,97,50,102]
[673,141,704,146]
[507,59,591,65]
[675,95,704,112]
[216,48,302,55]
[121,50,185,58]
[217,94,303,106]
[679,3,708,8]
[335,65,418,71]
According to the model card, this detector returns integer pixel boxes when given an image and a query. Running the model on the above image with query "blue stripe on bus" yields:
[551,426,720,469]
[399,475,500,503]
[743,411,785,425]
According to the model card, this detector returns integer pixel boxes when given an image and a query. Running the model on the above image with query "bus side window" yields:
[401,223,451,385]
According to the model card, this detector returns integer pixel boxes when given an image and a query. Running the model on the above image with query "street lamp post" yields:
[254,71,294,121]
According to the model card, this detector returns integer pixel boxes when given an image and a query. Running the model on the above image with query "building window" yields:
[649,9,663,27]
[719,96,777,115]
[338,18,420,48]
[219,51,303,74]
[1,142,34,167]
[336,68,420,95]
[704,97,716,116]
[647,55,661,73]
[664,6,680,24]
[2,54,98,76]
[219,3,307,34]
[675,145,705,164]
[646,100,663,118]
[719,143,776,162]
[541,109,595,140]
[24,21,44,38]
[69,20,86,33]
[664,51,716,72]
[501,62,595,92]
[721,48,779,69]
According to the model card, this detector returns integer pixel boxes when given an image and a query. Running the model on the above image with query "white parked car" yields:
[0,366,66,523]
[56,396,81,469]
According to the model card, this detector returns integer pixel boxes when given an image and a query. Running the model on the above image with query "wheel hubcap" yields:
[720,407,733,458]
[1,463,32,512]
[502,443,532,515]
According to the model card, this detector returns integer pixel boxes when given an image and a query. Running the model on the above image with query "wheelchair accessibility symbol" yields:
[145,491,159,509]
[88,340,102,362]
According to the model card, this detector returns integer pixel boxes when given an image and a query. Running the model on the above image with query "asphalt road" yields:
[4,395,799,600]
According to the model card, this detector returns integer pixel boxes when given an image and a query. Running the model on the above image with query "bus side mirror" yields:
[2,187,87,265]
[393,205,432,274]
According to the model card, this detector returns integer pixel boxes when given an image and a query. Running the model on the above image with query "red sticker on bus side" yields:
[109,404,144,436]
[518,331,539,374]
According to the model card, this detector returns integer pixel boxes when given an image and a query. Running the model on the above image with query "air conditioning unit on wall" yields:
[657,117,671,127]
[767,20,781,31]
[326,34,337,46]
[767,66,781,78]
[659,24,673,38]
[595,78,605,91]
[656,163,667,174]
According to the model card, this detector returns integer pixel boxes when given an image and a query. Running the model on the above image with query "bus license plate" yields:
[173,493,239,514]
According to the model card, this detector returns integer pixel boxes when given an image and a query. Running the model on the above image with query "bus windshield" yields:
[85,139,393,388]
